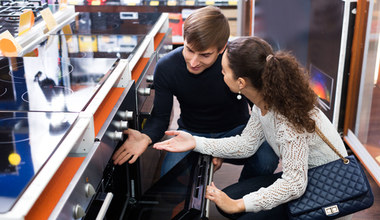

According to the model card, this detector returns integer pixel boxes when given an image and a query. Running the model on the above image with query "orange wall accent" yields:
[26,157,85,220]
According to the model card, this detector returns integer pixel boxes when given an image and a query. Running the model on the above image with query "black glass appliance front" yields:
[0,55,119,112]
[125,152,211,220]
[0,111,78,213]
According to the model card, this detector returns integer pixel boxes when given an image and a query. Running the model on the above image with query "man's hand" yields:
[212,157,224,172]
[112,128,152,165]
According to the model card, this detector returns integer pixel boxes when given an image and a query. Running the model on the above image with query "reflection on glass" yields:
[126,152,203,219]
[0,111,78,213]
[0,54,117,112]
[356,0,380,167]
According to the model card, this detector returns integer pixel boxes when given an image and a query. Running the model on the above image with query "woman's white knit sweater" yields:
[194,106,348,213]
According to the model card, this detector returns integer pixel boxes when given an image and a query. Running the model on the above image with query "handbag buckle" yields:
[324,205,339,216]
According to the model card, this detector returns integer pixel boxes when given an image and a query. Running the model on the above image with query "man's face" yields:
[182,40,222,74]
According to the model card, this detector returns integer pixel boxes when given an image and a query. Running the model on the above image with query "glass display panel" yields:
[355,0,380,168]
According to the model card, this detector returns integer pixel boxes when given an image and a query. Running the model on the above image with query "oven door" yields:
[125,152,213,220]
[49,81,138,219]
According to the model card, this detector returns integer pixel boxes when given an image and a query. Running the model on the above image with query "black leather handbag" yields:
[287,127,374,220]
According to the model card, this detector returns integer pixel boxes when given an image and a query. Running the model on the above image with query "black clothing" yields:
[142,46,250,143]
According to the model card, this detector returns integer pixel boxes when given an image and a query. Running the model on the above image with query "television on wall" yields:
[309,64,334,111]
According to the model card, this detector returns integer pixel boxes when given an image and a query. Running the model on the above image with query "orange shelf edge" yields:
[26,157,85,220]
[154,33,166,50]
[131,57,150,82]
[93,87,125,136]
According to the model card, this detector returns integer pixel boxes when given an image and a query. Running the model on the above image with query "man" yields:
[113,6,278,178]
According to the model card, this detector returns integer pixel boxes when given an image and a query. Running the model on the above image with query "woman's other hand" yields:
[206,182,245,214]
[212,157,224,172]
[153,130,196,152]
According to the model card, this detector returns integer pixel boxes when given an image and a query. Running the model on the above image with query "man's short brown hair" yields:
[183,6,230,52]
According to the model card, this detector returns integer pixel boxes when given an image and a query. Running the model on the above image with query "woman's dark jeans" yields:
[218,172,288,220]
[160,124,279,179]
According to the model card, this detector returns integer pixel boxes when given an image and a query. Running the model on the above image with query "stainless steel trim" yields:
[205,162,214,219]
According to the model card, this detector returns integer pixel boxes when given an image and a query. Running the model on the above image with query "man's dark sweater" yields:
[142,46,250,143]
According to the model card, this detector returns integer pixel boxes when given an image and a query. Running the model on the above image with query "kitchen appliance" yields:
[49,81,140,220]
[0,54,120,112]
[0,0,48,36]
[0,47,127,219]
[125,152,214,220]
[0,110,79,214]
[70,11,162,35]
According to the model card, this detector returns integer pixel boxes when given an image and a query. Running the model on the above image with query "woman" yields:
[153,36,349,219]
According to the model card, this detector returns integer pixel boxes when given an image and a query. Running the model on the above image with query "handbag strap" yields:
[315,127,349,164]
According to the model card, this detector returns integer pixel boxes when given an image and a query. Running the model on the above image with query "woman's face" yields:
[221,50,239,93]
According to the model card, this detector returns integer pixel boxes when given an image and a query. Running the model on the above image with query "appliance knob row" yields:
[138,87,151,96]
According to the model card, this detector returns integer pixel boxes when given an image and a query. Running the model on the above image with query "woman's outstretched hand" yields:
[153,130,196,152]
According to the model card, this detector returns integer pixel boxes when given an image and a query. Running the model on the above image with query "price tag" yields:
[228,0,237,6]
[167,0,176,6]
[150,1,159,6]
[68,0,78,5]
[59,0,68,10]
[205,0,214,5]
[0,30,22,56]
[62,25,73,42]
[40,7,57,31]
[185,1,194,5]
[18,10,35,36]
[24,48,39,57]
[78,35,98,52]
[123,0,140,5]
[91,0,101,5]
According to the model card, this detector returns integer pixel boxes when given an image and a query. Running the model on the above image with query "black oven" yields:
[49,81,140,219]
[125,152,213,220]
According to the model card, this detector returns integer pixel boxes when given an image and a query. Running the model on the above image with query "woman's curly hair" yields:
[226,37,317,133]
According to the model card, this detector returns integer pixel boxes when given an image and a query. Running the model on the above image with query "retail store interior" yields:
[0,0,379,219]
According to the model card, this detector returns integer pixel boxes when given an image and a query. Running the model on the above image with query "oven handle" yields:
[205,161,214,219]
[95,192,114,220]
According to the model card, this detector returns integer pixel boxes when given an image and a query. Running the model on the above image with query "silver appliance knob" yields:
[85,183,96,198]
[119,120,129,130]
[118,110,133,120]
[107,131,124,141]
[138,87,151,96]
[112,120,129,130]
[113,131,123,141]
[73,204,86,219]
[146,75,154,82]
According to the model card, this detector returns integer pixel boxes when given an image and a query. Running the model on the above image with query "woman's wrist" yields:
[235,199,246,213]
